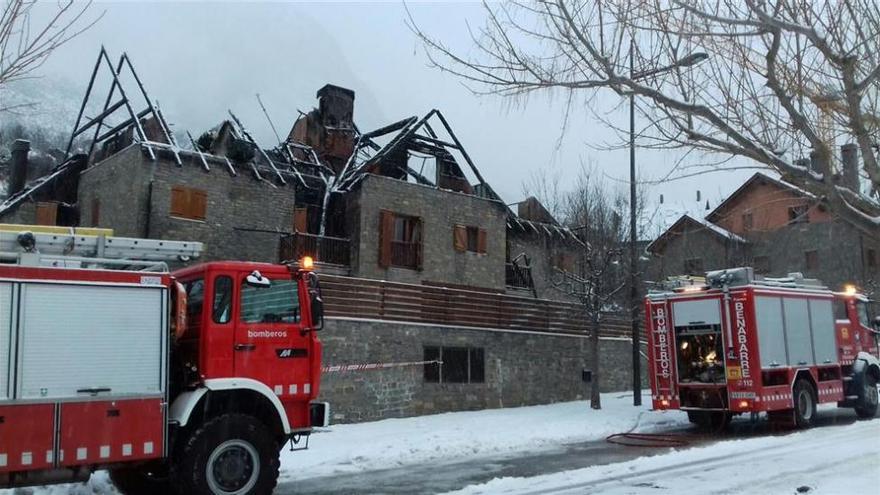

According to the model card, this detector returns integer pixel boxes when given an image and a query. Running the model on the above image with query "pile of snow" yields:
[445,408,880,495]
[3,393,677,494]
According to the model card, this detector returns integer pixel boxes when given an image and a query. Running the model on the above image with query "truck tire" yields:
[109,462,172,495]
[793,379,817,428]
[171,413,280,495]
[854,372,879,419]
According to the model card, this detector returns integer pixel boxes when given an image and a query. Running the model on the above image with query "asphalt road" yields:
[276,408,863,495]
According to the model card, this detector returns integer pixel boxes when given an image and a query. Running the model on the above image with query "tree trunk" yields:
[590,308,601,410]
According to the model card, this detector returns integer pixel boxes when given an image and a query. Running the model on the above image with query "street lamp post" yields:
[628,43,708,407]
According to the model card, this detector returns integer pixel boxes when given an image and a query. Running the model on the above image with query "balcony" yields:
[390,241,421,269]
[506,263,534,289]
[279,232,350,266]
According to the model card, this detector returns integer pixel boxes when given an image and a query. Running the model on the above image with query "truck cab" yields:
[157,260,328,495]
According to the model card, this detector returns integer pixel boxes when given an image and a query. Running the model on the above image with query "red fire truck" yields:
[646,267,880,430]
[0,227,328,494]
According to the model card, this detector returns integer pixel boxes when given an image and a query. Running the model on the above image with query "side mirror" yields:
[310,290,324,331]
[873,316,880,331]
[246,270,271,288]
[307,272,324,331]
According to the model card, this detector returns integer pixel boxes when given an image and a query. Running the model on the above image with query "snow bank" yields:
[444,410,880,495]
[279,392,685,482]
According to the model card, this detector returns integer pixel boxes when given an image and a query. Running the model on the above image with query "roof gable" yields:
[705,172,815,223]
[647,214,747,254]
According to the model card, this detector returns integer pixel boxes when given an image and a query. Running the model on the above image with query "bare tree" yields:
[410,0,880,232]
[538,167,630,409]
[0,1,99,97]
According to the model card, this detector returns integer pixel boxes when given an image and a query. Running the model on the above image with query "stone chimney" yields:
[840,143,860,192]
[809,150,827,176]
[317,84,355,130]
[9,139,31,197]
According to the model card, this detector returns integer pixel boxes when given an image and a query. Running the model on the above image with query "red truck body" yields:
[0,252,327,492]
[645,267,879,428]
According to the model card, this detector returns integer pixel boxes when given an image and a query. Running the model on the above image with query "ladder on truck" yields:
[0,224,203,272]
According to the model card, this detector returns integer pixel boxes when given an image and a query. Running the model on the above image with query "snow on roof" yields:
[646,214,747,254]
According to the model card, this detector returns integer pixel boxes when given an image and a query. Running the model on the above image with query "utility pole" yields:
[629,41,642,406]
[627,44,709,406]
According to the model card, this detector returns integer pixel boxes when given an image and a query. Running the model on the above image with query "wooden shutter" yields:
[35,202,58,226]
[190,190,207,220]
[91,198,101,227]
[453,225,467,252]
[379,210,393,268]
[170,186,207,220]
[170,187,188,217]
[294,207,308,233]
[477,229,487,254]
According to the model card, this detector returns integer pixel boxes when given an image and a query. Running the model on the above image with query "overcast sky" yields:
[23,0,763,236]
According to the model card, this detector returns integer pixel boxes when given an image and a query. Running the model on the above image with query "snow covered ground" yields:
[5,393,878,494]
[445,406,880,495]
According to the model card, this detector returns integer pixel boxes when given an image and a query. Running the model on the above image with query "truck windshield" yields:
[240,279,300,323]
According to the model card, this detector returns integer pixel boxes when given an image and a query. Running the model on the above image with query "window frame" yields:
[423,345,486,384]
[684,258,704,275]
[788,204,809,224]
[804,249,820,270]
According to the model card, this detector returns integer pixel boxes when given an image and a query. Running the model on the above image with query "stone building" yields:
[647,170,880,309]
[0,56,623,423]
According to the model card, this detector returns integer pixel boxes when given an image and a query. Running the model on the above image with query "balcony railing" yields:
[506,263,534,289]
[391,241,421,269]
[279,232,350,266]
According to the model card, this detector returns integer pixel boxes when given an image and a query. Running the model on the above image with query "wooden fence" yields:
[319,274,632,337]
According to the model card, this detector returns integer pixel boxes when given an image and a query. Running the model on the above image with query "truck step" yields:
[842,376,853,382]
[845,395,859,400]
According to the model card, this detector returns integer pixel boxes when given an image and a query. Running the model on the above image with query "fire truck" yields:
[646,267,880,430]
[0,225,328,494]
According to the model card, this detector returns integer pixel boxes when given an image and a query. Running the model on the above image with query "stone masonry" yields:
[318,317,647,423]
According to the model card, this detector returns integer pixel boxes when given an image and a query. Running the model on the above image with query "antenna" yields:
[256,93,283,144]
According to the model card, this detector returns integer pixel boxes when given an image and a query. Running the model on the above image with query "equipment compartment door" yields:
[0,282,13,400]
[234,275,312,402]
[0,403,55,472]
[59,398,164,467]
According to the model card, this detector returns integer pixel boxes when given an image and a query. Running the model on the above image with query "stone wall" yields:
[147,155,296,263]
[317,317,647,423]
[77,145,298,263]
[647,225,749,280]
[78,145,152,237]
[349,175,508,291]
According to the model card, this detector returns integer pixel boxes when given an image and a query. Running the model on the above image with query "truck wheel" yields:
[109,462,172,495]
[793,379,817,428]
[854,373,879,419]
[171,413,280,495]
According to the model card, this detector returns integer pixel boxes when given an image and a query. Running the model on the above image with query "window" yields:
[867,249,877,269]
[684,258,704,275]
[423,346,485,384]
[753,256,771,274]
[741,213,753,231]
[379,210,422,269]
[212,276,233,324]
[184,278,205,324]
[35,202,58,226]
[833,299,848,320]
[453,225,487,254]
[788,205,809,224]
[804,250,819,270]
[170,186,207,221]
[857,301,870,328]
[240,279,300,323]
